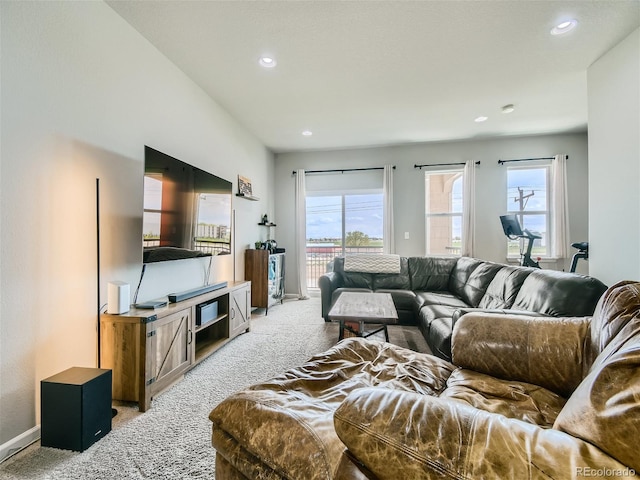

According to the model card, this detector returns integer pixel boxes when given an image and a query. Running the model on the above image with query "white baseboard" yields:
[283,292,320,299]
[0,425,40,463]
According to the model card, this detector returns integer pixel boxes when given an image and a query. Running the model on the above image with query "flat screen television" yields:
[142,146,232,263]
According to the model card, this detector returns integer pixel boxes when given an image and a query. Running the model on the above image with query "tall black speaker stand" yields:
[96,177,118,418]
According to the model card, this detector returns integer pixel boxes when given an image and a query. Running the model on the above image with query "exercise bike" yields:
[499,215,541,268]
[570,242,589,273]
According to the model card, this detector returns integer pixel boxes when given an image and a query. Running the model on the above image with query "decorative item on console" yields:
[253,240,285,254]
[253,239,283,254]
[257,239,277,254]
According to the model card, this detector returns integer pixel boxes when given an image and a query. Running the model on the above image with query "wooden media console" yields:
[100,281,251,411]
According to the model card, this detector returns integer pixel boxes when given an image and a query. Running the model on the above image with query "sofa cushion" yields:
[418,306,460,357]
[333,387,628,480]
[478,265,535,309]
[427,317,454,361]
[447,257,483,300]
[333,257,374,289]
[342,272,374,289]
[553,281,640,473]
[452,313,590,398]
[587,280,640,365]
[457,261,505,307]
[374,289,416,314]
[419,305,462,327]
[331,288,372,307]
[512,269,607,316]
[408,256,458,291]
[415,291,469,309]
[372,257,411,290]
[441,369,566,427]
[554,331,640,473]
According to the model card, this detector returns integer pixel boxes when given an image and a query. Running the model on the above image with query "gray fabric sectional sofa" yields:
[319,256,608,360]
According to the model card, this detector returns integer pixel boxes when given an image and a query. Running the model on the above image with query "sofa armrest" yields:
[319,271,343,321]
[452,313,590,397]
[334,387,630,480]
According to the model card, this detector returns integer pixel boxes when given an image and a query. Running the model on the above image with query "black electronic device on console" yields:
[196,300,219,327]
[133,299,168,309]
[168,281,228,303]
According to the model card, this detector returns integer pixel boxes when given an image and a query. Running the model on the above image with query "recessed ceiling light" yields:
[474,116,488,123]
[502,104,515,114]
[259,56,277,68]
[550,19,577,35]
[302,130,313,136]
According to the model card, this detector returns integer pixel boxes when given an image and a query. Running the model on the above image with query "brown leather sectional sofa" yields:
[210,280,640,479]
[319,256,607,360]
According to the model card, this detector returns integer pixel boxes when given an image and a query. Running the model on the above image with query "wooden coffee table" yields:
[328,292,398,341]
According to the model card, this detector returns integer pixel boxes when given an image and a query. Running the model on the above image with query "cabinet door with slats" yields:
[229,283,251,338]
[147,308,192,397]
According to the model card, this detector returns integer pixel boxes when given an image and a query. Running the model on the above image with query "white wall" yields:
[275,133,590,294]
[588,28,640,286]
[0,1,273,452]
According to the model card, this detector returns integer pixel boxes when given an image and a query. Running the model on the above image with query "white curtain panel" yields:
[461,160,476,257]
[383,165,395,254]
[295,169,309,299]
[552,154,570,259]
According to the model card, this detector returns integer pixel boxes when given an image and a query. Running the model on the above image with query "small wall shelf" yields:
[258,222,277,227]
[236,193,259,201]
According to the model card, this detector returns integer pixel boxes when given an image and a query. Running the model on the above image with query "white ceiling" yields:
[107,1,640,153]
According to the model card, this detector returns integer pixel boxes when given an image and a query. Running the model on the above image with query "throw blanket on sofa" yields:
[344,254,401,274]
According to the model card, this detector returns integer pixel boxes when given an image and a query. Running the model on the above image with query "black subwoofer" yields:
[41,367,112,451]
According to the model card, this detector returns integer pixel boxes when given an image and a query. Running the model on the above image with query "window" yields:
[425,170,463,255]
[506,164,550,257]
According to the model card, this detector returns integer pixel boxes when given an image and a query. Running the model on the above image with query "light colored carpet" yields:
[0,297,429,480]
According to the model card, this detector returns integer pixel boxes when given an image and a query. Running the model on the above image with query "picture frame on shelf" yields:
[238,175,253,196]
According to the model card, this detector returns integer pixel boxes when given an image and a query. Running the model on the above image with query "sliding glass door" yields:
[306,191,383,288]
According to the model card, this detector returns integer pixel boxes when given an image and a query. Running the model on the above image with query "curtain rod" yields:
[414,160,480,170]
[498,155,568,165]
[292,166,395,175]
